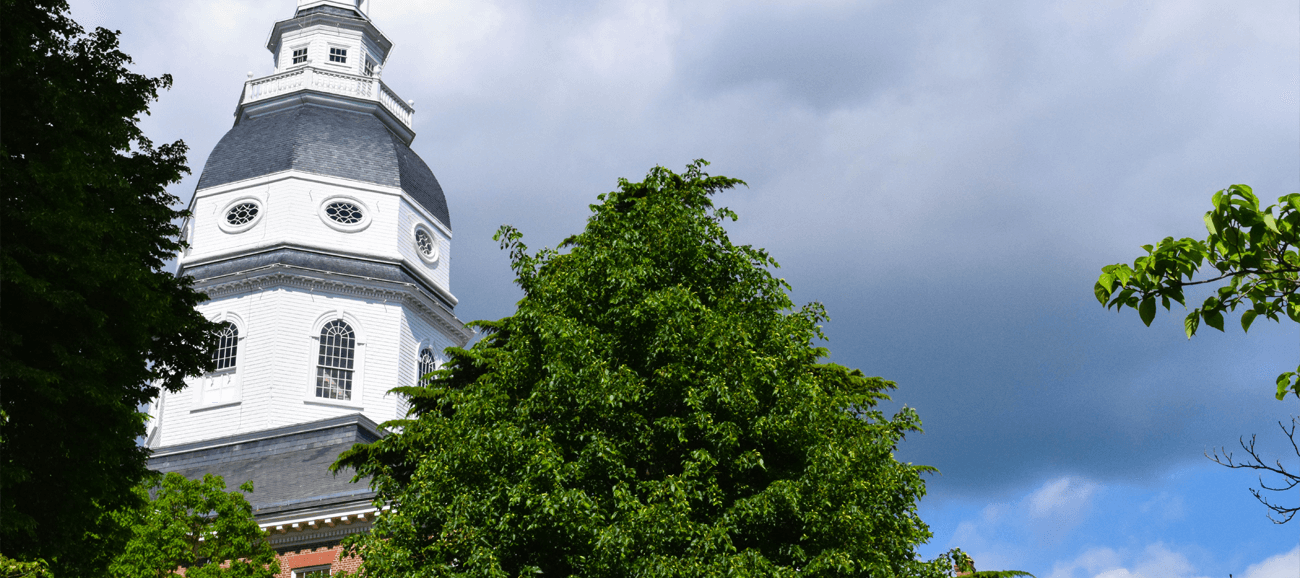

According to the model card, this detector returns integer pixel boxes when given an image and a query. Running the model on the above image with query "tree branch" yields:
[1174,268,1300,288]
[1206,417,1300,524]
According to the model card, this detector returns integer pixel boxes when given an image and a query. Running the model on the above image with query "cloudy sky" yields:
[72,0,1298,575]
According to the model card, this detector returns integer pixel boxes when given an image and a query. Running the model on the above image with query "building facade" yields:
[146,1,471,575]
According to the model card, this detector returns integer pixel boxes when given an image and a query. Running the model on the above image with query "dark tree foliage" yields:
[337,162,943,576]
[0,0,217,573]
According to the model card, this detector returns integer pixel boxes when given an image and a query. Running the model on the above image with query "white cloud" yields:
[1047,543,1299,578]
[942,477,1102,568]
[1047,543,1205,578]
[1029,477,1100,520]
[1239,546,1300,578]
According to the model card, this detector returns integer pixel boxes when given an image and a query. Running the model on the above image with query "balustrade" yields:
[242,66,414,129]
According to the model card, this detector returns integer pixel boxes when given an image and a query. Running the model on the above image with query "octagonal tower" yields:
[145,2,471,563]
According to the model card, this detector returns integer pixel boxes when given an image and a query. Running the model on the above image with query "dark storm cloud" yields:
[70,0,1299,504]
[677,2,919,111]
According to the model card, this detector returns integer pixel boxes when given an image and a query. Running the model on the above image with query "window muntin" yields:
[219,197,264,233]
[317,196,371,232]
[294,567,330,578]
[414,228,438,262]
[325,201,364,225]
[329,47,347,63]
[418,348,436,385]
[364,57,376,76]
[212,322,238,371]
[316,320,355,400]
[225,202,259,227]
[292,47,308,65]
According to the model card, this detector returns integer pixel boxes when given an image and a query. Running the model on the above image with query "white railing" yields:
[378,83,414,127]
[242,66,414,129]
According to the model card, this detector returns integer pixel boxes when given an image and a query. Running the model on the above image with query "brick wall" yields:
[276,544,362,577]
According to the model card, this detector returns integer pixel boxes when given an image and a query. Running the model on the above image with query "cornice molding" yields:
[197,266,473,345]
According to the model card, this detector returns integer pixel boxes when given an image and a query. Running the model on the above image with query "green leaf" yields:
[1184,313,1199,339]
[1094,282,1111,305]
[1139,298,1156,326]
[1204,310,1225,332]
[1262,212,1280,234]
[1240,309,1258,332]
[1276,372,1297,401]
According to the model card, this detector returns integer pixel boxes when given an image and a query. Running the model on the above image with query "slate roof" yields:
[196,104,451,229]
[148,414,382,517]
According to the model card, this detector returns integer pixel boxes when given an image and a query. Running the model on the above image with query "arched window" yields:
[202,321,241,406]
[418,348,437,385]
[316,320,356,400]
[212,322,239,371]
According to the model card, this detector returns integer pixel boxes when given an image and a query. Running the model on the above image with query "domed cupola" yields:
[154,0,470,451]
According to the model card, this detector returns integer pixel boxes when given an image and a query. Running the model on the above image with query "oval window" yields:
[325,201,364,225]
[317,196,372,232]
[226,202,259,226]
[414,228,440,263]
[218,197,264,233]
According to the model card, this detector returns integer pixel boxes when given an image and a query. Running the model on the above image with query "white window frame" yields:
[402,341,440,419]
[289,44,310,67]
[326,44,349,68]
[417,346,439,385]
[305,310,366,410]
[292,566,331,578]
[317,195,372,233]
[195,311,245,410]
[218,195,265,234]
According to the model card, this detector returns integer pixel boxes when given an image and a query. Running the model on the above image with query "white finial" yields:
[247,71,254,79]
[407,99,415,107]
[374,65,382,76]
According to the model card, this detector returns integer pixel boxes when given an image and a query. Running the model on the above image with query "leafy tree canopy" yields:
[1094,185,1300,400]
[109,473,280,578]
[939,548,1034,578]
[0,0,217,573]
[337,161,943,577]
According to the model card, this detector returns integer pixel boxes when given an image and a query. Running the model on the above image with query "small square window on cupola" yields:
[329,47,348,64]
[292,47,308,65]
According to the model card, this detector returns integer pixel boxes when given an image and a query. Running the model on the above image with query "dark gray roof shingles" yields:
[197,104,451,228]
[148,414,382,514]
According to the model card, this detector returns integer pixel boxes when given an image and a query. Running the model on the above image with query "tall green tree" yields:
[337,162,942,576]
[1094,184,1300,400]
[108,473,280,578]
[0,0,217,573]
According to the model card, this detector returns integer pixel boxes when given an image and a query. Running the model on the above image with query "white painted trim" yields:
[194,269,473,345]
[262,506,385,532]
[180,242,403,272]
[190,168,452,238]
[179,242,459,309]
[291,565,331,578]
[304,399,364,411]
[190,401,241,413]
